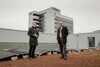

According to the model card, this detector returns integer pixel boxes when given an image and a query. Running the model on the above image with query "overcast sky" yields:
[0,0,100,33]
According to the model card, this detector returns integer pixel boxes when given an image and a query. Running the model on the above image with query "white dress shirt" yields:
[60,27,62,38]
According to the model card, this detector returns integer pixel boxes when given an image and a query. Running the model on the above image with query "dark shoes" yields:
[60,56,68,60]
[28,56,37,59]
[64,58,67,60]
[28,57,32,60]
[32,56,37,59]
[64,56,67,60]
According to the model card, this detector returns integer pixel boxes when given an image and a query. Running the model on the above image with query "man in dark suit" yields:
[57,21,69,60]
[28,22,39,58]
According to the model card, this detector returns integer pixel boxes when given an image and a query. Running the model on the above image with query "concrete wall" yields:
[95,33,100,50]
[0,28,100,50]
[67,34,78,49]
[0,28,57,43]
[0,42,58,50]
[78,34,89,49]
[67,33,100,50]
[77,33,100,50]
[0,28,58,50]
[0,28,28,42]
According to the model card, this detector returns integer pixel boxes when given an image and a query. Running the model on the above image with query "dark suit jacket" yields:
[28,27,39,46]
[57,26,69,45]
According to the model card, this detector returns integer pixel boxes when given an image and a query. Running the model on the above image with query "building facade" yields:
[29,7,73,34]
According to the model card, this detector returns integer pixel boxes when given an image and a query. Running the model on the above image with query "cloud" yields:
[0,0,100,33]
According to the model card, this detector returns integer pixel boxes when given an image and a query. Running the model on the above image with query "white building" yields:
[29,7,73,34]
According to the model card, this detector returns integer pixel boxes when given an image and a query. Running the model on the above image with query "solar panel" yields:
[0,51,17,60]
[0,48,60,60]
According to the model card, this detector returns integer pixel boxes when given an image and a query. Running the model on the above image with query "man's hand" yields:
[34,34,38,37]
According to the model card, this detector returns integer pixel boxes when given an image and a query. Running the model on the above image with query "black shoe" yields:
[32,56,37,59]
[64,58,67,60]
[64,56,67,60]
[28,57,32,60]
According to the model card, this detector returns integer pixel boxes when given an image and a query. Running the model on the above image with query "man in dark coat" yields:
[28,22,39,58]
[57,21,69,60]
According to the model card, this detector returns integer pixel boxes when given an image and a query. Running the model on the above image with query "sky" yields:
[0,0,100,34]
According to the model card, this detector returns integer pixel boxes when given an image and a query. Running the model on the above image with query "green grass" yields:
[92,54,100,58]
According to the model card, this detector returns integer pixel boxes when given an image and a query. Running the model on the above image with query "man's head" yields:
[59,21,64,27]
[32,21,37,27]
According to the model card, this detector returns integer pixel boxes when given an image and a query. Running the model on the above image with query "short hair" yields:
[59,21,64,23]
[33,21,37,23]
